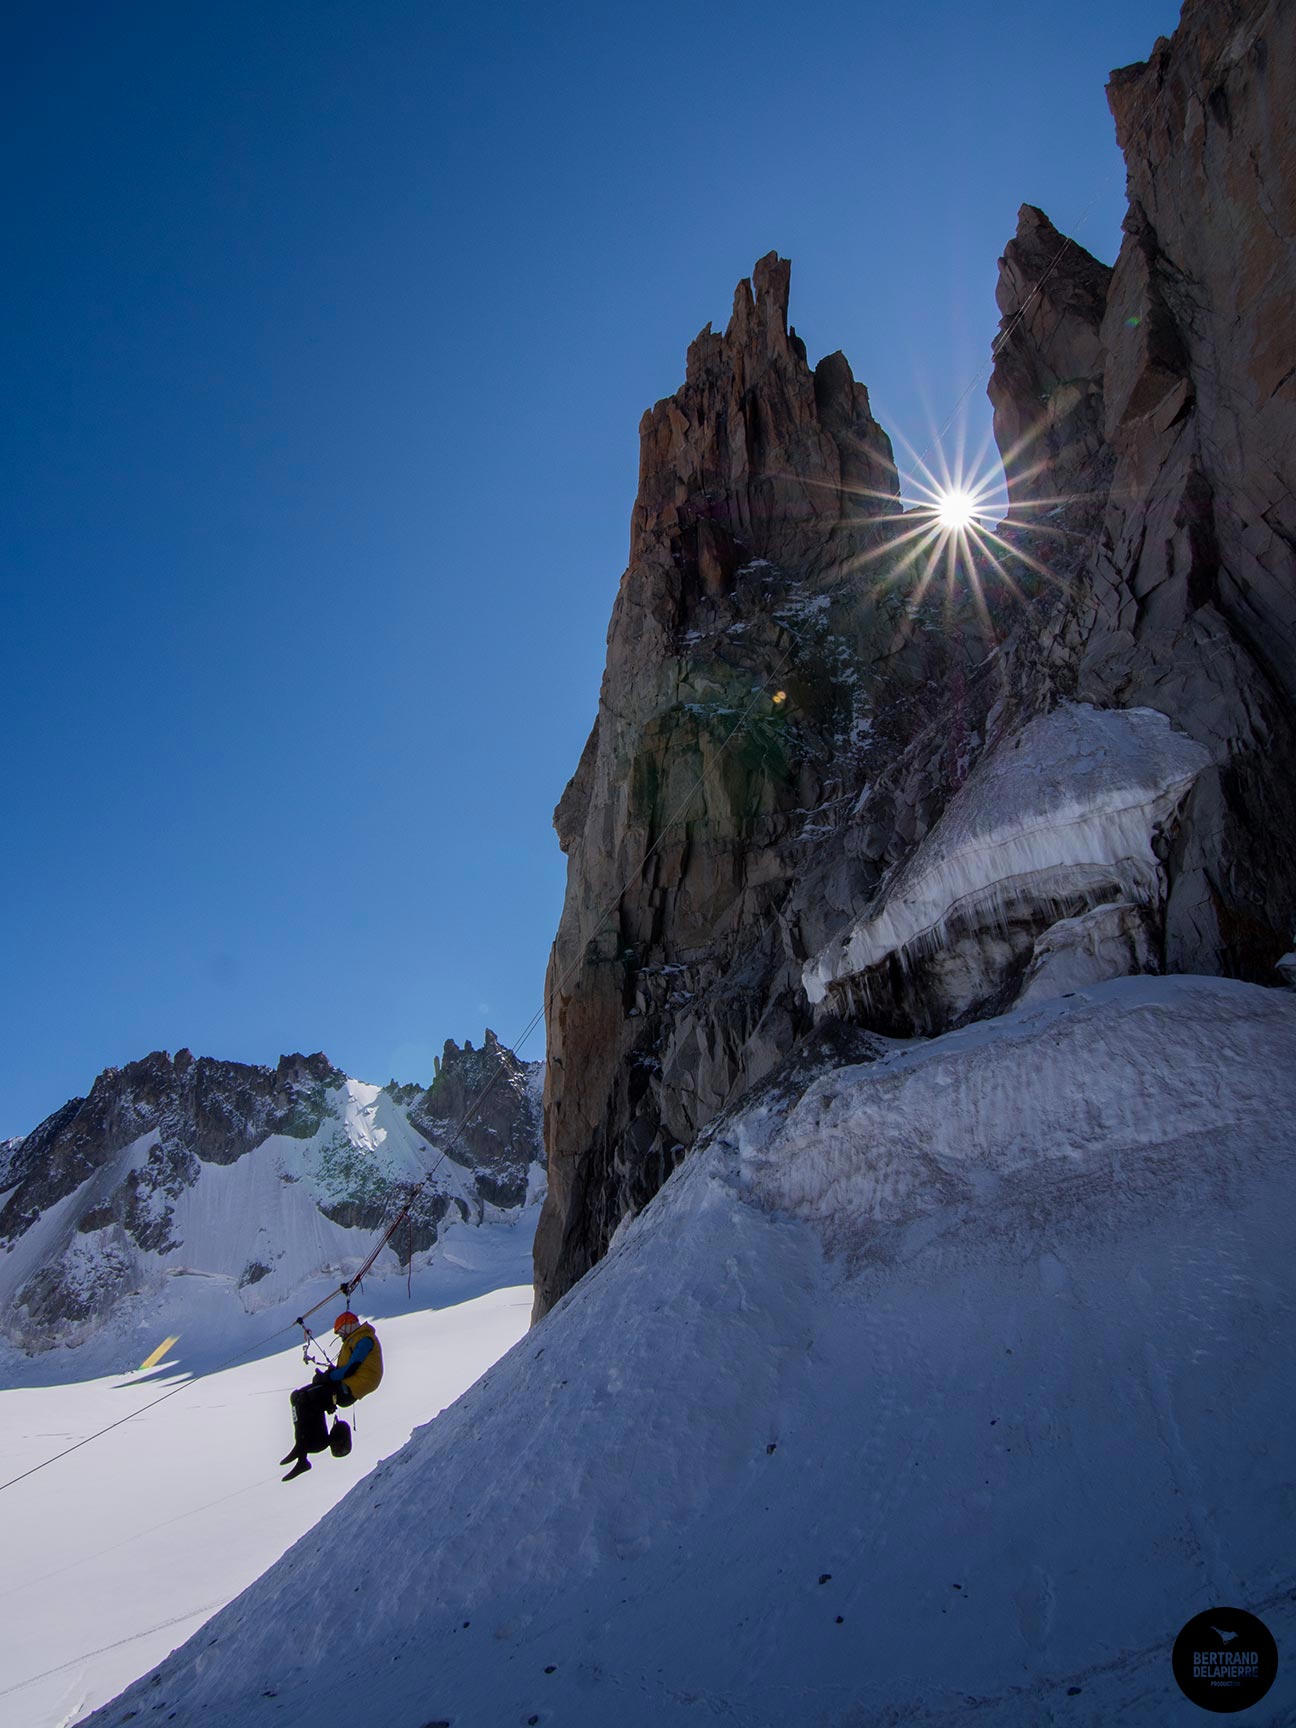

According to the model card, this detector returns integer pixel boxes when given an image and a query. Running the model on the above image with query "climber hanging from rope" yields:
[280,1310,384,1482]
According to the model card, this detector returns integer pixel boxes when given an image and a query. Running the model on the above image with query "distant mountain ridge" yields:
[0,1032,543,1355]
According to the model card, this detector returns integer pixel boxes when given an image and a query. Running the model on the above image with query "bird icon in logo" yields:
[1212,1626,1239,1643]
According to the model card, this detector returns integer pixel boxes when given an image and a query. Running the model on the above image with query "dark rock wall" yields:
[987,204,1114,528]
[536,0,1295,1317]
[1000,0,1296,976]
[535,255,1003,1317]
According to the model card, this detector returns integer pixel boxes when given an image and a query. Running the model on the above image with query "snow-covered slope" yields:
[87,976,1296,1726]
[1,1272,534,1728]
[0,1039,543,1380]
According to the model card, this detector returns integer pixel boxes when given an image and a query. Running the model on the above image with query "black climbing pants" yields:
[290,1380,336,1456]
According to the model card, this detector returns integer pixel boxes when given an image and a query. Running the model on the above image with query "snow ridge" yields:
[85,976,1296,1727]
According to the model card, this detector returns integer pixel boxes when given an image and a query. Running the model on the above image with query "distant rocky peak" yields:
[275,1050,345,1087]
[0,1049,347,1261]
[84,1046,342,1108]
[405,1033,541,1213]
[1,1032,544,1353]
[432,1027,526,1087]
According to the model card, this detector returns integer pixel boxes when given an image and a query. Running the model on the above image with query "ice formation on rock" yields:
[1016,900,1157,1007]
[803,703,1211,1029]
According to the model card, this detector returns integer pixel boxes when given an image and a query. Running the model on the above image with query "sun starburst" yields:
[933,487,981,531]
[758,401,1088,663]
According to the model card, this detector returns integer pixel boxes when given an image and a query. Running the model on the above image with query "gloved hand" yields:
[313,1369,330,1384]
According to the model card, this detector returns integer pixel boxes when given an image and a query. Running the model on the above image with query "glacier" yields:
[0,1285,534,1728]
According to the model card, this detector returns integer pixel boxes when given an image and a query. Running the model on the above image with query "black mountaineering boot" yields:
[282,1456,311,1481]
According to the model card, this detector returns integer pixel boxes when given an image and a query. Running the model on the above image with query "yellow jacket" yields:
[335,1322,383,1400]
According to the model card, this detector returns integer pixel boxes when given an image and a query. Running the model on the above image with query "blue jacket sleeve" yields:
[328,1335,373,1382]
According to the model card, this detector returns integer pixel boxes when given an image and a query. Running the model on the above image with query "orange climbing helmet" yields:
[333,1310,359,1335]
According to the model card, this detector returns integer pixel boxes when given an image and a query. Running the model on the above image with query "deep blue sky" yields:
[2,0,1178,1134]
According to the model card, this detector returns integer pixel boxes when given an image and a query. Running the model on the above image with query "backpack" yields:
[329,1418,352,1458]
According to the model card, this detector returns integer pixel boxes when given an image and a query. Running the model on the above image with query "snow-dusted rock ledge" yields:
[803,702,1211,1031]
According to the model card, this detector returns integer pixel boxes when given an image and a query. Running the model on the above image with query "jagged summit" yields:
[539,258,972,1318]
[988,204,1112,519]
[633,251,899,585]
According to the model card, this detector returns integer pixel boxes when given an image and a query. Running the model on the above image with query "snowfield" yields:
[0,1213,538,1728]
[79,975,1296,1726]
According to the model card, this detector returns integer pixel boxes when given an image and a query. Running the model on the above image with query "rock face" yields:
[986,204,1113,527]
[536,0,1295,1318]
[411,1030,541,1209]
[536,254,1004,1316]
[537,256,892,1314]
[1002,0,1296,978]
[628,253,898,584]
[0,1038,543,1351]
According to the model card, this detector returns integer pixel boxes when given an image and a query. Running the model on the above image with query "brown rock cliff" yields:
[536,257,998,1317]
[536,0,1296,1318]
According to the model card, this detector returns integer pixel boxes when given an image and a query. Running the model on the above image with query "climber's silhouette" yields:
[280,1311,384,1481]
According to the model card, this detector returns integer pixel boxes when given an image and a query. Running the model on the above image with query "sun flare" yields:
[832,415,1063,641]
[934,488,979,531]
[829,426,1042,639]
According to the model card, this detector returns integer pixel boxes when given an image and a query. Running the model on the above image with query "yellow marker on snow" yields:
[138,1335,180,1372]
